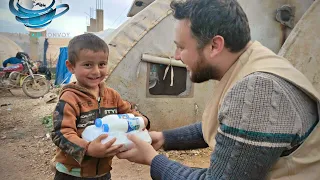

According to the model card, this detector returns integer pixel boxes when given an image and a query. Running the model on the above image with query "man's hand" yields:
[149,131,164,150]
[86,134,123,158]
[116,134,158,165]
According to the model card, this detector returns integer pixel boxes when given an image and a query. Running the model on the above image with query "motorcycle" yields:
[0,54,50,98]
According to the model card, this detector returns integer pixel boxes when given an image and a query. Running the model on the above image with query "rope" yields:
[163,57,174,86]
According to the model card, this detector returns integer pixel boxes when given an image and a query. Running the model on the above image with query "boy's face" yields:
[66,49,108,91]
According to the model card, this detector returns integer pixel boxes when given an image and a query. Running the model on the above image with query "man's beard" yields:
[190,65,213,83]
[190,54,220,83]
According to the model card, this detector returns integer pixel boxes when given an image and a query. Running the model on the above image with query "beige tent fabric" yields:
[0,35,23,65]
[278,0,320,92]
[104,0,173,79]
[70,0,173,82]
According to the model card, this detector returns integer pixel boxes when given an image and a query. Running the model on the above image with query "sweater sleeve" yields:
[162,122,208,150]
[51,93,90,165]
[150,73,315,180]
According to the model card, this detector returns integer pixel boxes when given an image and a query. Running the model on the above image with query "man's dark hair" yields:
[170,0,251,52]
[68,33,109,65]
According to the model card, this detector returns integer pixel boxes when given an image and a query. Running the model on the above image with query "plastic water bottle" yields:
[94,114,145,133]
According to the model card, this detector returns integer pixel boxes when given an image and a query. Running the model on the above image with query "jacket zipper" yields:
[96,97,101,175]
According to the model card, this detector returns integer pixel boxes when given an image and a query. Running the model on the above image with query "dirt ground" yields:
[0,89,211,180]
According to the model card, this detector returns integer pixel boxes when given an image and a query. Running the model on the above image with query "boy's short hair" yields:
[68,33,109,65]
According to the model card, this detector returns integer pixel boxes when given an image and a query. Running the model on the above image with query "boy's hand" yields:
[86,134,123,158]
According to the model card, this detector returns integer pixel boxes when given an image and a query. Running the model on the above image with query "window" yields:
[147,63,192,97]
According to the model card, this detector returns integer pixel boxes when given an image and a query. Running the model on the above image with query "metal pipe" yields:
[141,54,186,68]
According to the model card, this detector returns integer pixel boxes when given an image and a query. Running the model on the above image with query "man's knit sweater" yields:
[150,72,318,180]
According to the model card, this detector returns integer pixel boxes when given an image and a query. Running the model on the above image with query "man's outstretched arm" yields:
[150,73,316,180]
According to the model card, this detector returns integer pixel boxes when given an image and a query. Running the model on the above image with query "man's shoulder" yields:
[229,72,294,98]
[233,72,276,88]
[244,72,298,90]
[231,72,313,106]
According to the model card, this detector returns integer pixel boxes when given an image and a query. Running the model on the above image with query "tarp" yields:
[55,47,71,85]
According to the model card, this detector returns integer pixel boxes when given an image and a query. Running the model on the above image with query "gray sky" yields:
[0,0,134,36]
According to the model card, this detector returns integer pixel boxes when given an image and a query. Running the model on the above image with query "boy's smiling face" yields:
[67,49,109,93]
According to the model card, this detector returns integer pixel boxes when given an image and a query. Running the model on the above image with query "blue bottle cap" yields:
[95,118,102,127]
[102,124,109,132]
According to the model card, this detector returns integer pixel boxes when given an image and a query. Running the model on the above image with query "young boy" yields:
[51,33,150,180]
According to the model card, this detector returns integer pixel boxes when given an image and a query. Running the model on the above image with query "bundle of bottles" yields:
[82,114,151,150]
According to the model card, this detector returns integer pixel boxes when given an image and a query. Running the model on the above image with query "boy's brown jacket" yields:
[51,82,146,177]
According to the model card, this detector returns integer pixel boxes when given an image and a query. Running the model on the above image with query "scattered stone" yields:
[43,93,58,103]
[19,154,26,158]
[46,133,50,139]
[1,135,6,139]
[39,149,45,154]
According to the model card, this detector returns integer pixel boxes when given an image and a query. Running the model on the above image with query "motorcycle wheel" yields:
[0,72,9,88]
[22,74,50,98]
[0,77,4,88]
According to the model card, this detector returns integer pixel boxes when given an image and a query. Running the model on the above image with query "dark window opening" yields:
[148,63,188,96]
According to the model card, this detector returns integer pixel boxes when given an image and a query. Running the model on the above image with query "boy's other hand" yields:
[86,134,123,158]
[142,116,148,129]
